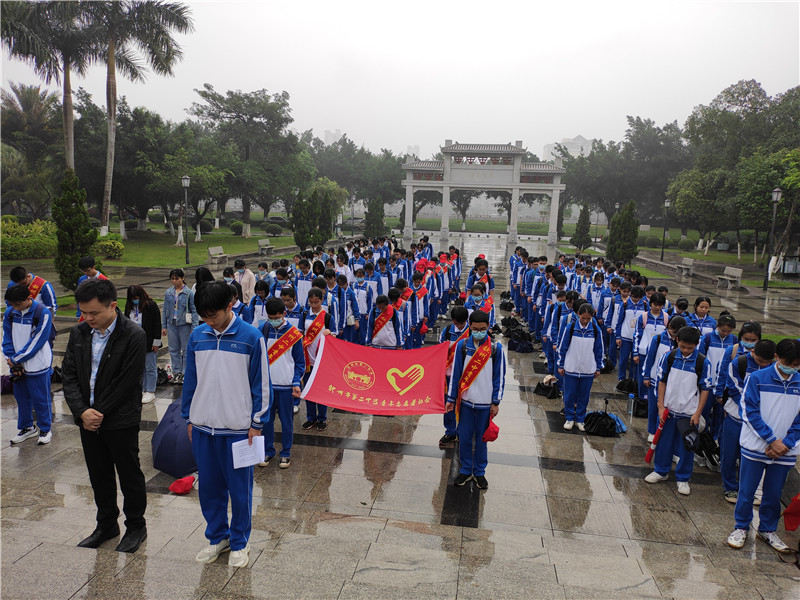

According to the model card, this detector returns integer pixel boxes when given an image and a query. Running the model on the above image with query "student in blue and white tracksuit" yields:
[699,313,738,439]
[557,302,604,430]
[351,270,373,346]
[690,296,716,337]
[728,338,800,553]
[633,292,667,400]
[446,310,506,489]
[182,281,271,567]
[642,316,686,438]
[439,306,470,447]
[616,285,647,386]
[3,285,54,444]
[646,326,712,496]
[366,295,404,349]
[259,298,304,468]
[717,332,772,502]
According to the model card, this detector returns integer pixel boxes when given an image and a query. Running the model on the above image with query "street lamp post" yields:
[351,194,355,237]
[182,175,190,265]
[762,187,782,291]
[660,198,671,262]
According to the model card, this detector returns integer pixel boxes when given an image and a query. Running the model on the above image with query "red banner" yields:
[301,336,448,415]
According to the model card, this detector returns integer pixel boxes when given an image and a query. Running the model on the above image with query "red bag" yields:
[169,475,195,495]
[482,415,499,442]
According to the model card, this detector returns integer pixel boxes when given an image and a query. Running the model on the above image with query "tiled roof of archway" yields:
[521,162,566,174]
[402,160,443,170]
[441,143,526,154]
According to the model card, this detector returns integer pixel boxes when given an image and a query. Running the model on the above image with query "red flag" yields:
[301,336,447,415]
[783,493,800,531]
[645,411,669,463]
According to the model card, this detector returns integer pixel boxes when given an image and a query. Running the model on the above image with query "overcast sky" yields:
[3,0,798,159]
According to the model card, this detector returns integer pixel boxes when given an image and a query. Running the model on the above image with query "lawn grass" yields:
[659,248,765,267]
[763,333,798,344]
[741,279,800,289]
[631,266,672,279]
[103,230,295,268]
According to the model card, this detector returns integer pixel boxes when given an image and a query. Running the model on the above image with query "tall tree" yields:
[607,200,639,265]
[2,0,93,170]
[668,168,732,253]
[450,189,481,231]
[364,195,386,239]
[86,0,193,236]
[52,169,98,290]
[190,84,298,238]
[570,204,592,250]
[291,191,319,250]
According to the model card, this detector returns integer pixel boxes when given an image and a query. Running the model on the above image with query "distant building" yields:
[543,135,594,160]
[324,129,344,145]
[406,145,420,159]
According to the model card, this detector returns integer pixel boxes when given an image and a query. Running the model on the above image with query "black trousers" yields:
[79,425,147,531]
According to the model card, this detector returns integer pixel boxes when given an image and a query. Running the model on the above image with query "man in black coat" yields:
[62,278,148,553]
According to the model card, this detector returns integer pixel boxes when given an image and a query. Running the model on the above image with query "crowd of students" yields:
[507,246,800,554]
[3,237,799,563]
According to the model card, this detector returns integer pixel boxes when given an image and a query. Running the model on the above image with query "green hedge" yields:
[230,220,243,235]
[92,239,125,259]
[644,236,661,248]
[1,236,58,259]
[678,238,696,251]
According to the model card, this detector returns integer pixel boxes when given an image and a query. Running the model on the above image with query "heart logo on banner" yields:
[386,365,425,396]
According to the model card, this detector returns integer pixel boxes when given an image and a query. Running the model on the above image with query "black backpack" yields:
[534,381,561,399]
[584,399,618,437]
[500,291,511,299]
[30,301,56,347]
[665,349,706,383]
[508,329,533,353]
[499,300,515,311]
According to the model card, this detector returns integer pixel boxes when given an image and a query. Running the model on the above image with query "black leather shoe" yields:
[77,526,120,548]
[115,527,147,553]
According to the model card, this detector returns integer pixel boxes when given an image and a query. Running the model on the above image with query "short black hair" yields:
[677,326,701,345]
[75,278,117,306]
[375,294,389,306]
[620,281,632,291]
[194,281,232,317]
[754,340,776,360]
[78,256,96,270]
[555,274,567,286]
[395,278,407,289]
[9,266,27,283]
[451,306,468,323]
[739,321,762,340]
[169,268,185,279]
[387,288,400,302]
[675,297,689,311]
[234,259,245,269]
[195,267,214,284]
[222,266,235,277]
[279,286,296,299]
[718,313,736,329]
[4,284,30,303]
[324,268,336,279]
[307,287,324,301]
[265,297,285,316]
[312,276,326,290]
[276,267,289,279]
[610,277,621,286]
[631,285,644,298]
[668,315,687,330]
[576,302,595,316]
[649,292,666,307]
[776,338,800,362]
[469,310,490,325]
[254,280,270,294]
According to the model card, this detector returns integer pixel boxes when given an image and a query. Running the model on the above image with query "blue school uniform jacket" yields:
[699,330,739,388]
[556,315,604,376]
[446,337,506,407]
[690,313,717,337]
[656,348,712,416]
[260,320,305,390]
[181,315,272,434]
[2,299,53,375]
[366,306,404,348]
[739,364,800,466]
[634,310,669,356]
[643,330,675,383]
[719,353,770,421]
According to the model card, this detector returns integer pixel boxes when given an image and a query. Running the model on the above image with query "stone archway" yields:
[401,140,566,261]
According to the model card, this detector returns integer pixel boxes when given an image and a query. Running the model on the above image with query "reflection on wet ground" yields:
[2,236,799,599]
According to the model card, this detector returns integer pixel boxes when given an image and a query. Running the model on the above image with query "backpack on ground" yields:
[534,381,561,399]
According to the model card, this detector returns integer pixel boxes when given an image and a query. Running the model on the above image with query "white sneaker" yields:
[753,492,762,506]
[727,528,747,549]
[538,352,546,359]
[576,422,585,432]
[673,454,680,463]
[11,426,39,444]
[142,392,156,404]
[677,481,691,495]
[645,471,668,484]
[228,544,250,567]
[195,539,230,563]
[647,433,655,443]
[37,430,52,445]
[293,405,299,415]
[563,420,574,430]
[757,531,791,553]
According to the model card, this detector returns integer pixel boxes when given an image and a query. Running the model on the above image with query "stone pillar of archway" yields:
[508,187,520,246]
[403,184,414,245]
[547,188,560,263]
[439,185,451,252]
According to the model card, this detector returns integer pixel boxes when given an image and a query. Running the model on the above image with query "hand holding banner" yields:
[300,336,448,415]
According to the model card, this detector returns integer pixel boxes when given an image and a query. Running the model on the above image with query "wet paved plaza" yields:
[2,236,799,599]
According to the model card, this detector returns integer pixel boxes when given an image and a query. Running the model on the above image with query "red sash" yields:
[446,328,471,369]
[400,287,413,302]
[372,305,394,339]
[455,337,493,421]
[303,311,326,370]
[27,276,46,300]
[267,326,303,363]
[415,286,428,300]
[479,273,489,285]
[479,296,494,313]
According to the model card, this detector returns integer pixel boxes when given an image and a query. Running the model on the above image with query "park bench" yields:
[676,257,694,278]
[716,266,743,289]
[258,239,274,256]
[208,246,229,266]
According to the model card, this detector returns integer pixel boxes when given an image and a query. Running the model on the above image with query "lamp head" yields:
[665,198,671,208]
[772,187,782,205]
[181,175,190,188]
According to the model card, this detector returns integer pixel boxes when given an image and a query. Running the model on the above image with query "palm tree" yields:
[84,1,193,236]
[1,1,93,170]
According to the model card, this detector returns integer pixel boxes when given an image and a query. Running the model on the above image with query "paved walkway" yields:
[2,236,799,599]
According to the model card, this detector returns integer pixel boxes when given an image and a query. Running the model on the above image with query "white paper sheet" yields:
[231,436,265,469]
